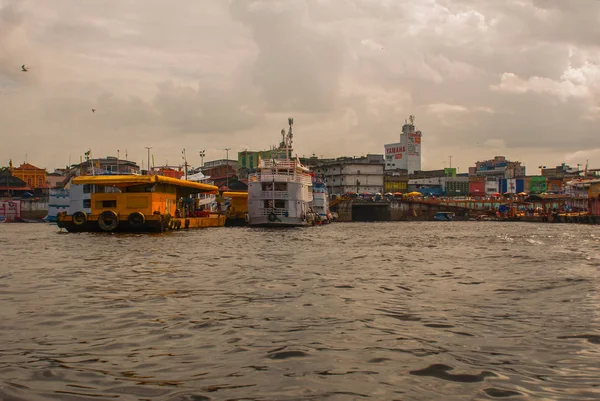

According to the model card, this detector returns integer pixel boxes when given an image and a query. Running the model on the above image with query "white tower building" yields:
[384,115,422,174]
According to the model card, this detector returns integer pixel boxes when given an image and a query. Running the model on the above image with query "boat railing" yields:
[249,172,312,185]
[259,191,288,199]
[259,160,297,170]
[261,208,289,216]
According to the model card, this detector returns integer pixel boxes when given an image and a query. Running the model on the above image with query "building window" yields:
[83,199,91,208]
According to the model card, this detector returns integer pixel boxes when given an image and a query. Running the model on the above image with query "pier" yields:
[334,199,472,222]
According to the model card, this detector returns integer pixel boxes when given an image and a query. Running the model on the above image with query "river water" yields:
[0,222,599,401]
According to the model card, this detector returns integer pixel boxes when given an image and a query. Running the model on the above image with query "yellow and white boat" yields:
[57,175,225,232]
[222,191,248,226]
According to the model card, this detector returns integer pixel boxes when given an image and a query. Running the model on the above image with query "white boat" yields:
[44,189,70,222]
[312,175,333,224]
[247,118,316,227]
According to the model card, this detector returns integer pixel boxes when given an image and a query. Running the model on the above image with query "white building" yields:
[313,154,384,195]
[384,115,422,174]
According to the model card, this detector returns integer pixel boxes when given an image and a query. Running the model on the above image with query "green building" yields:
[529,176,547,194]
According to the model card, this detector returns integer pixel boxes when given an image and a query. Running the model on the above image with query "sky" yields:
[1,0,599,173]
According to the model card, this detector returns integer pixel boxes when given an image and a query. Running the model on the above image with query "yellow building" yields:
[10,161,48,189]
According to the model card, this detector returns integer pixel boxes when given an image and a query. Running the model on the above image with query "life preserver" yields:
[72,211,87,226]
[98,211,119,232]
[268,212,278,222]
[128,212,145,229]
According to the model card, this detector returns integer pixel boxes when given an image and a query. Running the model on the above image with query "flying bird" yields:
[21,64,29,72]
[92,108,96,113]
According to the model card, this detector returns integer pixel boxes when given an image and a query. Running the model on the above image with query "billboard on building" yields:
[384,142,407,170]
[385,143,405,160]
[406,131,422,156]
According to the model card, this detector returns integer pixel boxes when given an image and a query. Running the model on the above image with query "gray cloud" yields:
[1,0,599,171]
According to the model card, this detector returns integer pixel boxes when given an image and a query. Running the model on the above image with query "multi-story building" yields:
[470,156,525,179]
[384,115,422,174]
[76,157,140,176]
[541,163,581,179]
[312,154,385,195]
[9,161,47,189]
[203,159,238,170]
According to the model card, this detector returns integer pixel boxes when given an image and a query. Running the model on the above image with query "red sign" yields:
[386,146,406,154]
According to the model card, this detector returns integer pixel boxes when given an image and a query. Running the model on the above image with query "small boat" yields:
[312,175,332,224]
[434,212,455,221]
[222,191,249,226]
[56,175,225,232]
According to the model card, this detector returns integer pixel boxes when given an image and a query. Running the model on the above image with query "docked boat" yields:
[433,212,455,221]
[312,175,333,224]
[56,175,225,232]
[223,191,249,226]
[247,118,316,227]
[44,189,69,222]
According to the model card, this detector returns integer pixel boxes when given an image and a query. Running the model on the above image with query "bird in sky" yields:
[91,108,96,113]
[21,64,29,72]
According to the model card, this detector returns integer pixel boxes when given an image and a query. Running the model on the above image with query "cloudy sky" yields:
[1,0,599,173]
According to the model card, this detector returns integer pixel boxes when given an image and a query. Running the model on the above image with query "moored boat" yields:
[247,118,317,227]
[56,175,225,232]
[312,175,333,224]
[223,191,249,226]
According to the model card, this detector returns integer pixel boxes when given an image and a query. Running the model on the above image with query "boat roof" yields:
[222,191,248,198]
[72,175,218,193]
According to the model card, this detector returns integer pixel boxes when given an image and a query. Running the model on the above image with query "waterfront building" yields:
[312,154,385,195]
[10,161,47,190]
[0,168,30,197]
[75,157,140,176]
[46,171,67,188]
[384,169,409,193]
[541,163,581,179]
[203,159,238,170]
[384,115,422,174]
[468,156,526,195]
[406,168,468,196]
[150,166,184,179]
[469,156,525,179]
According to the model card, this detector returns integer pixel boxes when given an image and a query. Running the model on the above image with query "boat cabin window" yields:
[101,200,117,208]
[83,199,91,208]
[83,184,92,194]
[274,182,287,191]
[262,183,274,191]
[274,200,285,209]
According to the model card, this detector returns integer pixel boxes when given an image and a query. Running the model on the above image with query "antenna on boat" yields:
[287,117,294,160]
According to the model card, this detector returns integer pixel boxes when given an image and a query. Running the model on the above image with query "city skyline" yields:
[1,0,599,171]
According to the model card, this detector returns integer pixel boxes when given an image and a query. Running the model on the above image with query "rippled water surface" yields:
[1,222,599,401]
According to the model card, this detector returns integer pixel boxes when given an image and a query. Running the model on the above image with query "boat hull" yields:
[248,215,310,227]
[57,213,225,233]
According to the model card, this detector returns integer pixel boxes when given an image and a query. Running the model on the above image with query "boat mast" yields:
[287,117,293,162]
